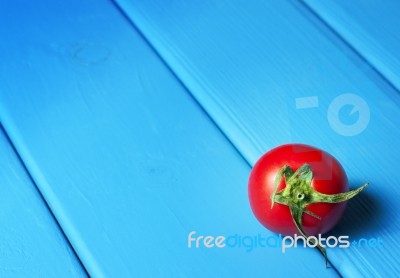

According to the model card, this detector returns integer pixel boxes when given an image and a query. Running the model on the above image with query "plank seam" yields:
[297,0,400,96]
[110,0,343,276]
[0,124,90,277]
[110,0,254,168]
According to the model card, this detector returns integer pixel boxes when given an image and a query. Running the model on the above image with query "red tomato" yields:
[248,144,348,236]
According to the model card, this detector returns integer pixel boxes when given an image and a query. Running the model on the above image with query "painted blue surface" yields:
[0,126,86,277]
[0,0,338,277]
[303,0,400,93]
[115,0,400,276]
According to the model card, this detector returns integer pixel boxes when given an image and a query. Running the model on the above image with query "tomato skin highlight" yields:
[248,144,348,236]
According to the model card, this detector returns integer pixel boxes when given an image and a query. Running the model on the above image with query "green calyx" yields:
[271,163,368,267]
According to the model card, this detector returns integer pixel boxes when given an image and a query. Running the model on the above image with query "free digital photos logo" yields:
[187,231,383,253]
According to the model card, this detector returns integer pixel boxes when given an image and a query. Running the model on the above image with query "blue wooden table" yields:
[1,0,399,277]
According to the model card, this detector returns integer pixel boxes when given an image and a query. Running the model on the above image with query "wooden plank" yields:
[0,126,86,277]
[301,0,400,92]
[0,0,337,276]
[113,0,400,276]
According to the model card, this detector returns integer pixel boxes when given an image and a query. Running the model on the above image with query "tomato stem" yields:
[271,163,368,267]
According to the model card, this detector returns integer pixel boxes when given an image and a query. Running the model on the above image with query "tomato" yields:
[248,144,367,236]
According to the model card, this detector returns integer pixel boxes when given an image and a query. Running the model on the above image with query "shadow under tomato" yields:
[326,181,383,239]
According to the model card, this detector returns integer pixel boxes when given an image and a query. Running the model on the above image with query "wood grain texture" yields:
[0,0,338,276]
[301,0,400,93]
[114,0,400,276]
[0,127,86,277]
